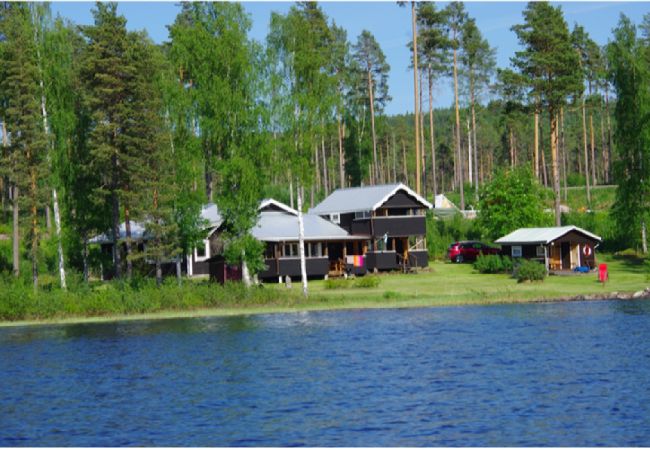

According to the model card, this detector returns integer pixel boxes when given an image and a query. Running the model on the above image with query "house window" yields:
[330,213,340,224]
[354,211,371,219]
[511,246,522,258]
[282,243,298,258]
[311,242,323,258]
[536,245,546,257]
[194,239,210,262]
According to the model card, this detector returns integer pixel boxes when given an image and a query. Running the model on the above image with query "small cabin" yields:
[495,226,602,271]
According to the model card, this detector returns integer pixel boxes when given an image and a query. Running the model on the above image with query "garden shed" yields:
[495,226,602,271]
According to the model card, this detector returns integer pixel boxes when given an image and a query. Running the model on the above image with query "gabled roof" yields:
[495,226,602,245]
[309,183,433,215]
[252,211,367,242]
[259,198,298,216]
[434,194,458,210]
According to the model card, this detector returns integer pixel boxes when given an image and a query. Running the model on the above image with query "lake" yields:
[1,299,650,446]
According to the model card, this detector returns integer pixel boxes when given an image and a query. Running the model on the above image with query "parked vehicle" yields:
[448,241,500,263]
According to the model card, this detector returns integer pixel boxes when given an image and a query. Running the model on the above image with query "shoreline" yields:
[2,287,649,329]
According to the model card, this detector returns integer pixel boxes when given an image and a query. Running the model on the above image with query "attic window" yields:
[330,213,340,224]
[354,211,371,219]
[194,239,210,262]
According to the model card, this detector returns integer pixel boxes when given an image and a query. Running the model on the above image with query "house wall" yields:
[258,257,330,280]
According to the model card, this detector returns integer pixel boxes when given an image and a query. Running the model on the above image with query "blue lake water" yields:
[1,300,650,446]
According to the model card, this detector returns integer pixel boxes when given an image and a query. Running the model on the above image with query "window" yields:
[536,245,546,257]
[330,213,340,224]
[354,211,371,219]
[194,239,210,262]
[511,246,522,258]
[308,242,322,258]
[282,243,298,258]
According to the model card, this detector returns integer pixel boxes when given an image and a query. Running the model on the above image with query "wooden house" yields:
[495,226,602,271]
[309,183,433,272]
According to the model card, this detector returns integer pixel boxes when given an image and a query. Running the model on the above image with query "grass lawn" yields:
[298,252,649,310]
[2,253,647,328]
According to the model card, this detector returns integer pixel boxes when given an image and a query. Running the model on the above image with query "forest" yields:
[1,1,650,292]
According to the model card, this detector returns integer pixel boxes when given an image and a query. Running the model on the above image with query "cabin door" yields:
[561,242,571,270]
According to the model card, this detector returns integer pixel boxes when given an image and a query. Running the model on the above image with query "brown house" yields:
[495,226,602,271]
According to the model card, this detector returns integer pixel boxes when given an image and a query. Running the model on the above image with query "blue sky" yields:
[50,1,650,115]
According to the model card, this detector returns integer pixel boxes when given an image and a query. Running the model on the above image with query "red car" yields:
[448,241,500,263]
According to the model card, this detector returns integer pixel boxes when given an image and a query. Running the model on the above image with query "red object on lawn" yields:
[598,264,608,283]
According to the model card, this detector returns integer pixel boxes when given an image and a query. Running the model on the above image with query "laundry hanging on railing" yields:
[346,255,365,267]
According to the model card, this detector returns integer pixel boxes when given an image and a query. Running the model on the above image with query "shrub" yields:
[354,275,381,288]
[473,254,513,274]
[324,278,350,289]
[383,290,401,300]
[515,259,546,282]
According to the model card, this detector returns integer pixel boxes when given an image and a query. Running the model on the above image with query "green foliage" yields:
[473,254,513,274]
[477,167,550,241]
[426,211,481,260]
[0,277,307,321]
[354,275,381,288]
[515,259,546,282]
[607,15,650,250]
[324,278,349,289]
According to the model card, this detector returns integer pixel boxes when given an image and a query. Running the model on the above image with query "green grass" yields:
[1,252,647,326]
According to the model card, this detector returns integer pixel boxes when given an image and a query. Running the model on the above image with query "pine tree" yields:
[1,3,48,289]
[512,2,581,226]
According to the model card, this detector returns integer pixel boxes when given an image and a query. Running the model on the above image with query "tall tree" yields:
[608,15,650,253]
[445,1,467,210]
[461,17,496,196]
[512,1,581,226]
[1,3,48,289]
[352,30,390,185]
[417,2,448,196]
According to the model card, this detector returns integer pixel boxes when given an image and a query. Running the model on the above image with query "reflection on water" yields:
[1,299,650,446]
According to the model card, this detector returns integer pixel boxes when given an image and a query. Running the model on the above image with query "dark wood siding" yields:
[338,213,356,233]
[382,190,424,209]
[258,257,330,280]
[351,218,371,235]
[371,216,426,237]
[365,251,399,270]
[409,250,429,268]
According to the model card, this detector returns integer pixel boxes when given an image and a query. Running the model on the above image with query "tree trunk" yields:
[534,109,540,179]
[427,66,437,196]
[411,1,421,194]
[176,259,182,286]
[605,84,613,185]
[467,118,472,190]
[589,112,597,186]
[52,189,66,289]
[297,186,308,297]
[337,116,345,189]
[124,205,133,279]
[30,160,39,291]
[599,105,608,184]
[241,250,251,287]
[321,131,328,195]
[453,43,464,210]
[402,140,408,185]
[560,107,568,202]
[82,233,89,284]
[314,142,321,188]
[392,133,397,184]
[550,110,561,227]
[289,178,294,210]
[155,258,162,287]
[12,185,19,278]
[367,68,379,185]
[581,95,592,207]
[642,220,648,255]
[509,127,515,168]
[471,91,479,196]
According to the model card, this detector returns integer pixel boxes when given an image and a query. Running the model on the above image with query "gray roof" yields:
[495,226,602,245]
[89,221,148,244]
[201,203,223,228]
[309,183,433,215]
[252,211,366,242]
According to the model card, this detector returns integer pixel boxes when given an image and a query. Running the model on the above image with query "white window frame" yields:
[511,245,523,258]
[536,245,546,257]
[194,239,210,262]
[330,213,340,224]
